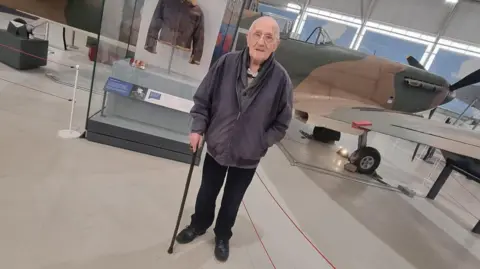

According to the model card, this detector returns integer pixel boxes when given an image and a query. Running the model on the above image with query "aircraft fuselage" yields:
[236,15,452,119]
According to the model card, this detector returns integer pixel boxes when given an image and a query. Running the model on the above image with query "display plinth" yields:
[86,59,202,165]
[0,29,48,70]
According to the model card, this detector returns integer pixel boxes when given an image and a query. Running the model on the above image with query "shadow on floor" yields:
[303,168,480,269]
[40,206,262,269]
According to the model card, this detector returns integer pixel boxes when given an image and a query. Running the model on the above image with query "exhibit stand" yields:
[84,0,245,165]
[86,59,202,165]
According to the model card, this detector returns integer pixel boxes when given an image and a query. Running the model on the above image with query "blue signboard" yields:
[149,91,162,100]
[104,77,134,97]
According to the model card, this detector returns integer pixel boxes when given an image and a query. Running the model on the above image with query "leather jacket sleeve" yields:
[189,8,205,64]
[145,0,164,53]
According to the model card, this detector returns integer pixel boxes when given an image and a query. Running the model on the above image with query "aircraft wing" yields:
[322,107,480,160]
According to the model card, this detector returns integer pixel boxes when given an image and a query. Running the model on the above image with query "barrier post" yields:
[69,30,79,49]
[58,65,82,139]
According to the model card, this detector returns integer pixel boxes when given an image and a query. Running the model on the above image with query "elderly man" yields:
[176,16,293,262]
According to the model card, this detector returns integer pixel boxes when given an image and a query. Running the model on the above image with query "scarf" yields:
[235,48,275,111]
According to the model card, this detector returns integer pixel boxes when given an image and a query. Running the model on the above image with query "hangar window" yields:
[357,30,429,65]
[298,13,359,48]
[295,7,360,47]
[258,3,300,21]
[353,21,435,65]
[258,2,301,38]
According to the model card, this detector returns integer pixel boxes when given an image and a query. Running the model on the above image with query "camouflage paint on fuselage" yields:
[393,66,450,112]
[236,11,452,118]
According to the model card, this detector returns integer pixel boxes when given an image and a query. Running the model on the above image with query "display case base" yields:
[86,115,201,166]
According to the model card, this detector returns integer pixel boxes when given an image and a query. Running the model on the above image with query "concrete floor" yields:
[0,17,480,269]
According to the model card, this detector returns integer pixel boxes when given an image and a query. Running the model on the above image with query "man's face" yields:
[247,19,279,63]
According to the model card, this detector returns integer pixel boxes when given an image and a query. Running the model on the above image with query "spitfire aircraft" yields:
[235,11,480,176]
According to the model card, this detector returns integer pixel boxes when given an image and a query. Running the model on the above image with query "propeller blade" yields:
[450,69,480,91]
[406,56,425,70]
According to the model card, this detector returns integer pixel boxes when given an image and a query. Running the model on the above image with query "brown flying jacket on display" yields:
[145,0,205,64]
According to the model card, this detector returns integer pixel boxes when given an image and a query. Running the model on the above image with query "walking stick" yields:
[167,149,198,254]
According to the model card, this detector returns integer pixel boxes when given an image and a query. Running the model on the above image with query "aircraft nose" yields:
[393,67,450,112]
[441,90,456,105]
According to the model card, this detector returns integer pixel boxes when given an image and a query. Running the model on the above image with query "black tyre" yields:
[350,147,381,174]
[312,127,341,143]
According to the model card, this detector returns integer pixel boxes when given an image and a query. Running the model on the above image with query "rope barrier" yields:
[0,43,74,68]
[242,200,277,269]
[256,171,337,269]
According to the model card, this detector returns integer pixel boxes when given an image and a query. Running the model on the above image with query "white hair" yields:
[248,16,281,40]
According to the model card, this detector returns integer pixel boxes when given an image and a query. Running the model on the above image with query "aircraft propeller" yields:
[449,69,480,91]
[407,56,480,162]
[406,56,425,70]
[407,56,480,91]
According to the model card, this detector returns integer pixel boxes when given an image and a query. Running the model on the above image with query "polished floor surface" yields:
[0,18,480,269]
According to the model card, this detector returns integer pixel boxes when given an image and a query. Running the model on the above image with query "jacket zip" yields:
[227,86,243,164]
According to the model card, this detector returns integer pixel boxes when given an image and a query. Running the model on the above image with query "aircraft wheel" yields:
[312,127,341,143]
[349,147,381,174]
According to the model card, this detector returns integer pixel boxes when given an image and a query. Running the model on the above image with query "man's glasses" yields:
[251,31,275,45]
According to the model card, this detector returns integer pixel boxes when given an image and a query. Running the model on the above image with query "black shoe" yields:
[214,238,229,262]
[175,225,206,244]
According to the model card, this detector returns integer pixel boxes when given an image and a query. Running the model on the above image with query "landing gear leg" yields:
[348,131,381,174]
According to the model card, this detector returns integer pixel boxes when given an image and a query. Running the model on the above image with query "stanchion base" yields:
[58,129,81,139]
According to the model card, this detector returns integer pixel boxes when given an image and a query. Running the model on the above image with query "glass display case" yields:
[84,0,247,165]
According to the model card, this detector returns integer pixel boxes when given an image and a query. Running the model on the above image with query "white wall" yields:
[134,0,227,81]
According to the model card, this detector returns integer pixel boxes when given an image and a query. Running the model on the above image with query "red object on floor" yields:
[352,120,372,129]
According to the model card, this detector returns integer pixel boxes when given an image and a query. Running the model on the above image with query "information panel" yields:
[104,77,194,113]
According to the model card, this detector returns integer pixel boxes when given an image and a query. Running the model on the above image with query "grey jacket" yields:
[190,49,293,168]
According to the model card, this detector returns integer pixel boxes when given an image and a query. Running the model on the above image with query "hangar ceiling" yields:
[260,0,480,45]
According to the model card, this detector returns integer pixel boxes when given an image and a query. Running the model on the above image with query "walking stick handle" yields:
[168,150,198,254]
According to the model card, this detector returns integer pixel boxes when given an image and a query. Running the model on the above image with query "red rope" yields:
[242,200,277,269]
[0,43,73,68]
[257,174,337,269]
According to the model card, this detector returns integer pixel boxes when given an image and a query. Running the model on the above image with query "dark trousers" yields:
[190,153,256,240]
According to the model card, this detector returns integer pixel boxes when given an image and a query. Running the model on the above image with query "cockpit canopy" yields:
[303,26,334,45]
[261,12,333,45]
